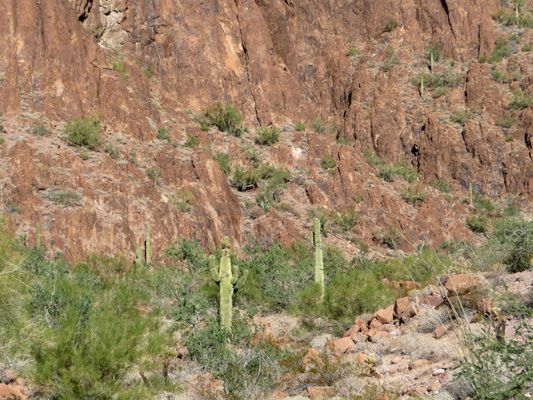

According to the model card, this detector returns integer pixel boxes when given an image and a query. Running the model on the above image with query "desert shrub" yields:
[184,135,199,148]
[425,42,443,63]
[32,122,50,136]
[412,72,463,89]
[364,152,419,183]
[50,191,82,207]
[311,117,327,134]
[346,48,359,57]
[320,154,337,173]
[401,187,428,206]
[255,126,280,145]
[112,60,128,80]
[489,37,511,63]
[490,216,533,272]
[467,215,489,233]
[383,19,398,32]
[256,165,291,211]
[337,137,350,145]
[450,111,471,126]
[157,128,171,141]
[295,121,306,131]
[435,180,451,193]
[214,152,232,175]
[457,320,533,400]
[204,102,245,137]
[383,46,400,72]
[147,167,160,185]
[509,91,533,110]
[332,209,359,233]
[232,166,259,191]
[495,112,516,128]
[64,115,102,150]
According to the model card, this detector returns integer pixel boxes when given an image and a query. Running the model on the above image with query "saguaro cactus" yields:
[210,237,249,332]
[311,218,325,302]
[469,183,473,206]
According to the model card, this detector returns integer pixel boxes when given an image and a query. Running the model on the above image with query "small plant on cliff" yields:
[50,191,82,207]
[466,215,489,234]
[204,102,245,137]
[147,167,160,186]
[214,152,232,175]
[111,60,128,80]
[255,126,280,145]
[31,122,51,137]
[489,37,512,63]
[184,135,199,148]
[383,19,398,32]
[232,166,259,191]
[295,121,306,132]
[450,110,471,126]
[64,115,102,150]
[320,154,337,174]
[401,187,428,206]
[509,91,533,110]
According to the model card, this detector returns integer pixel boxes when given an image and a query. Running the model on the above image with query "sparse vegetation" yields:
[383,45,400,72]
[346,48,359,57]
[383,19,398,32]
[255,126,280,145]
[295,121,306,132]
[489,37,512,63]
[320,153,337,174]
[466,214,489,233]
[203,102,245,137]
[450,110,471,126]
[64,115,102,150]
[112,60,129,80]
[184,135,199,148]
[364,152,419,183]
[147,167,160,186]
[31,122,50,136]
[509,91,533,110]
[232,166,259,191]
[50,191,82,207]
[214,152,232,175]
[401,187,428,206]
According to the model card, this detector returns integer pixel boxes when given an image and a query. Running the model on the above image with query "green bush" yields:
[214,152,232,175]
[489,37,512,63]
[495,112,516,128]
[490,216,533,272]
[147,167,160,185]
[467,215,489,233]
[50,191,82,207]
[184,135,199,148]
[64,115,102,150]
[457,320,533,400]
[320,154,337,173]
[509,91,533,110]
[232,166,259,191]
[435,180,450,193]
[256,164,292,211]
[450,111,471,126]
[383,19,398,32]
[346,48,359,57]
[204,102,245,137]
[32,123,50,136]
[364,152,419,183]
[295,121,306,131]
[255,126,280,145]
[412,72,463,89]
[401,187,428,206]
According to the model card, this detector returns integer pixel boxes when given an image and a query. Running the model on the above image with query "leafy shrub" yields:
[425,42,443,63]
[383,19,398,32]
[5,200,21,214]
[509,91,533,110]
[523,43,533,52]
[489,37,511,63]
[184,135,199,148]
[112,60,128,80]
[364,152,419,183]
[450,111,471,126]
[105,143,119,159]
[337,137,350,145]
[457,320,533,400]
[467,215,489,233]
[32,123,50,136]
[320,154,337,173]
[435,180,450,193]
[214,152,232,175]
[332,210,359,233]
[50,191,82,207]
[495,112,516,128]
[64,115,102,150]
[157,128,171,141]
[383,46,400,72]
[232,166,259,191]
[412,72,463,89]
[490,216,533,272]
[147,167,160,185]
[346,48,359,57]
[256,165,292,211]
[295,121,306,131]
[311,117,327,134]
[255,126,280,145]
[401,187,428,206]
[204,102,245,137]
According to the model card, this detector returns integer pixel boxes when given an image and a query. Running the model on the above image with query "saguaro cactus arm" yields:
[231,263,240,285]
[234,269,249,292]
[210,255,221,283]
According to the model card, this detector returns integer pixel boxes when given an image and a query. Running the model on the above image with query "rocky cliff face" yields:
[0,0,532,260]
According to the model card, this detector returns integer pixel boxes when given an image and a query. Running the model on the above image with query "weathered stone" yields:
[394,297,417,321]
[409,359,427,370]
[369,318,383,330]
[374,304,395,324]
[444,274,480,294]
[307,386,334,400]
[433,326,448,339]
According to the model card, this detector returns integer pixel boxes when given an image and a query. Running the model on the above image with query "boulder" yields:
[443,274,479,294]
[307,386,334,400]
[374,304,394,324]
[394,297,417,321]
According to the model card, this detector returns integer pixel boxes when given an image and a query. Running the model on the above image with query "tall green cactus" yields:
[36,223,41,250]
[210,237,248,332]
[420,75,424,97]
[145,225,151,265]
[311,218,325,302]
[469,183,473,206]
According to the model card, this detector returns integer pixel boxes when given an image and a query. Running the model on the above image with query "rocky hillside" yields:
[0,0,532,260]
